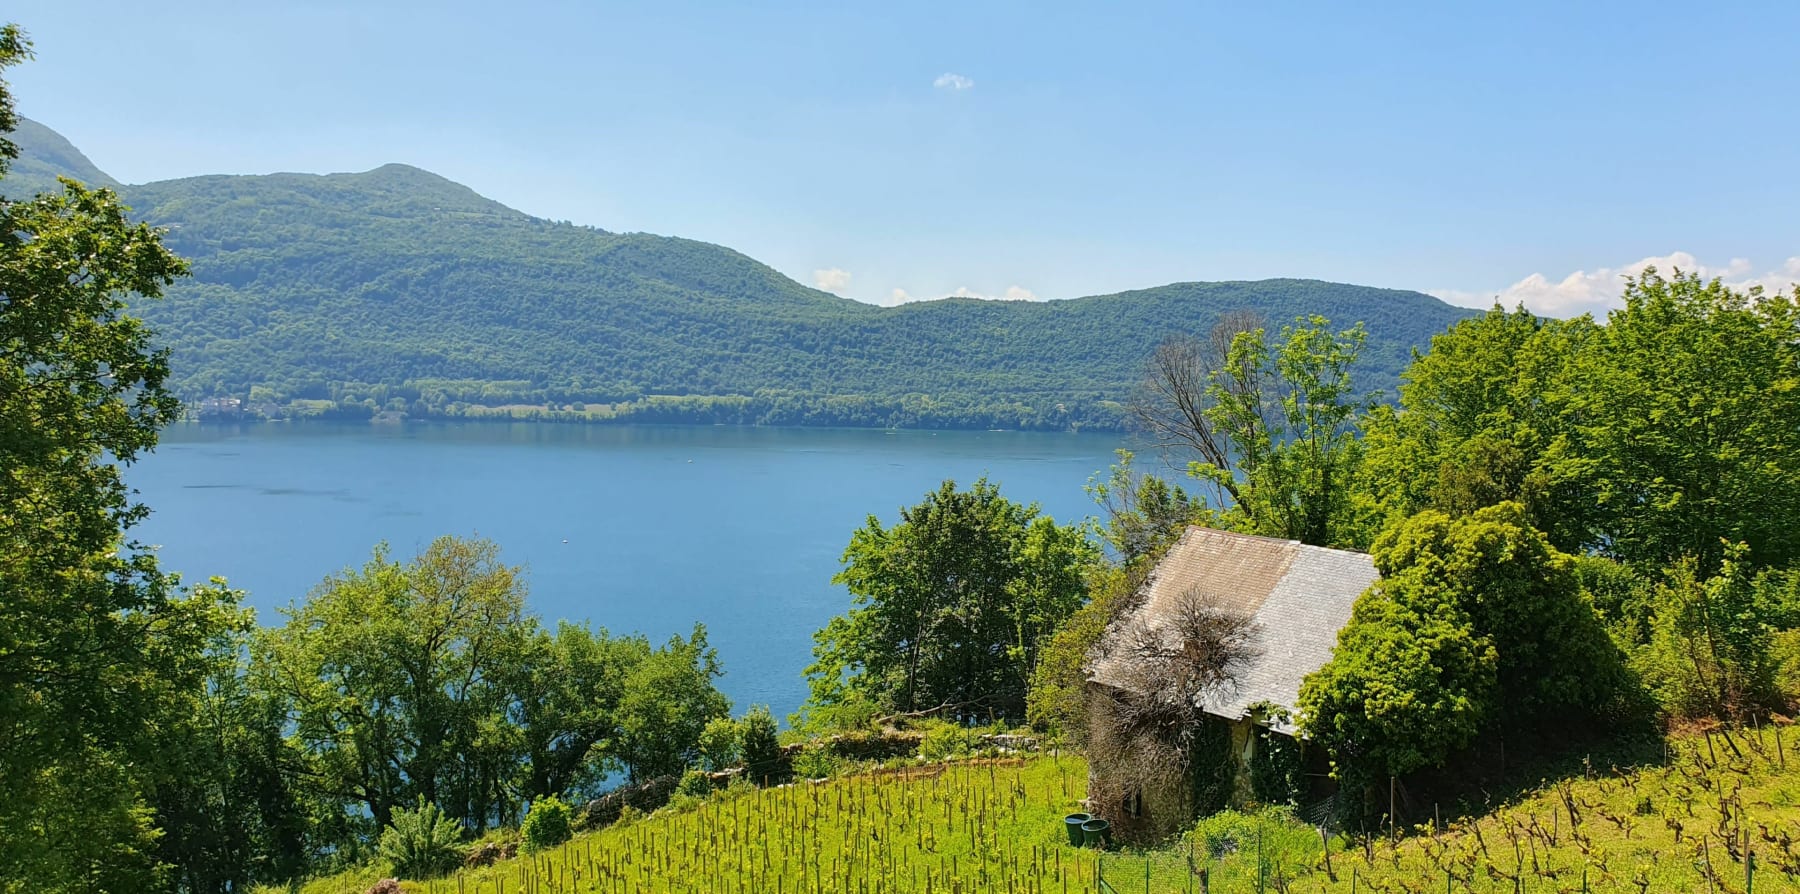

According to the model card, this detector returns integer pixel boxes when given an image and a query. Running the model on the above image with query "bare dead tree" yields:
[1087,587,1262,832]
[1129,311,1268,506]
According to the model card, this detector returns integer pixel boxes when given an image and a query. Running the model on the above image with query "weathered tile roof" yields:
[1088,526,1377,735]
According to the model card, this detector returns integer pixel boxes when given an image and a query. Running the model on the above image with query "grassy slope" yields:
[278,729,1800,893]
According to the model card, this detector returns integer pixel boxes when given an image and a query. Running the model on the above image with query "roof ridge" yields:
[1180,525,1371,559]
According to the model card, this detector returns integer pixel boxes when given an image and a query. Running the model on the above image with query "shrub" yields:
[740,705,783,784]
[615,805,644,827]
[675,769,714,799]
[378,798,463,878]
[697,716,743,772]
[662,791,705,814]
[791,745,843,779]
[919,720,980,761]
[521,796,573,853]
[1184,806,1319,884]
[1630,550,1800,721]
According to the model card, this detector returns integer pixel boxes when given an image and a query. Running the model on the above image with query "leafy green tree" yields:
[738,705,783,785]
[1571,269,1800,573]
[1301,503,1635,818]
[145,590,312,894]
[1632,545,1800,720]
[1134,314,1372,548]
[805,479,1099,723]
[513,621,642,801]
[614,625,730,782]
[1357,305,1600,551]
[255,536,533,833]
[697,715,744,772]
[1084,449,1197,565]
[0,24,243,893]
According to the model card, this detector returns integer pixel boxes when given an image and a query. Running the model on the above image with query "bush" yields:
[697,716,743,772]
[791,745,843,780]
[662,791,705,814]
[919,720,980,761]
[1631,551,1794,720]
[675,769,714,799]
[378,799,463,878]
[740,705,783,784]
[521,796,573,853]
[1300,504,1637,818]
[1184,807,1320,886]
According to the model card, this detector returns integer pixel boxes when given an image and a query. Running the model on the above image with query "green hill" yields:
[6,118,1476,430]
[0,116,118,197]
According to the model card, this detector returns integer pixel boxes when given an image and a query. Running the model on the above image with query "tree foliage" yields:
[1357,305,1598,550]
[1300,503,1636,817]
[1133,314,1373,548]
[1572,271,1800,572]
[256,537,533,832]
[1631,547,1800,720]
[614,625,729,782]
[254,535,729,857]
[1360,272,1800,574]
[0,23,247,893]
[805,479,1099,723]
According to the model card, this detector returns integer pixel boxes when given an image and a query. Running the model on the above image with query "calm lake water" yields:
[129,422,1128,720]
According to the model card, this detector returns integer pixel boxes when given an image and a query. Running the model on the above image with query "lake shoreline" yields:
[136,423,1127,719]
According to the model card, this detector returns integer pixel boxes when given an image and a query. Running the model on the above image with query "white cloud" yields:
[813,268,852,293]
[1431,252,1800,318]
[940,285,1037,301]
[933,72,974,91]
[872,284,1042,306]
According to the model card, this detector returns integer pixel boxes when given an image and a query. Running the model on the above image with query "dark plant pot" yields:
[1063,813,1091,846]
[1080,818,1112,849]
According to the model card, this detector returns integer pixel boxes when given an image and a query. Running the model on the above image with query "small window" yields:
[1123,789,1143,818]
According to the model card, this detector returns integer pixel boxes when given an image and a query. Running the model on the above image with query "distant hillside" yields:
[1,117,117,197]
[6,118,1476,430]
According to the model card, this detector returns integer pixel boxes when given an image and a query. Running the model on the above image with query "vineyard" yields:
[1301,724,1800,893]
[270,728,1800,894]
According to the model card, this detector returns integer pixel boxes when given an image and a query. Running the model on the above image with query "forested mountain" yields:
[6,118,1475,429]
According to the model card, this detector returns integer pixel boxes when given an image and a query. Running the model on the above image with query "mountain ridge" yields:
[5,117,1475,430]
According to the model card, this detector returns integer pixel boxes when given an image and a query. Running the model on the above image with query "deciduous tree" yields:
[0,23,241,892]
[1133,315,1372,548]
[805,479,1098,723]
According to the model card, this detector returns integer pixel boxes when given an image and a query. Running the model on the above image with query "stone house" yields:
[1084,527,1376,841]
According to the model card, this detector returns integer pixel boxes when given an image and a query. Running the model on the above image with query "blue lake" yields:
[129,422,1128,720]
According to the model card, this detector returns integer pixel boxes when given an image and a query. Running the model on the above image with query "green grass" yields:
[263,728,1800,893]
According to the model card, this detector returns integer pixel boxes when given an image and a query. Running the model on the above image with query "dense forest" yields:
[7,117,1472,430]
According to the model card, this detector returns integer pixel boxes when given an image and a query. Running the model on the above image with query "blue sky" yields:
[9,1,1799,315]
